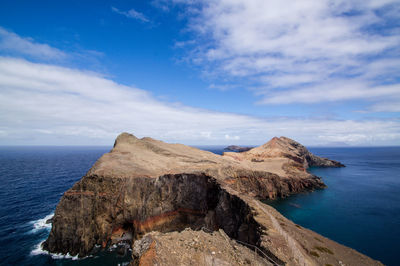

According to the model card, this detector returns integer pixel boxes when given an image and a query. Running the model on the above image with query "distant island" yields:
[43,133,379,265]
[224,145,253,152]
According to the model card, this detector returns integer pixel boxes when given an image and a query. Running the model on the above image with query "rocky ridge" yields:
[43,133,381,265]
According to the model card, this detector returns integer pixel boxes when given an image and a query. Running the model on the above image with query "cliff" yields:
[43,133,381,265]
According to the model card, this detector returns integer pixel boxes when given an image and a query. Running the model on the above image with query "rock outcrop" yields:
[223,136,344,168]
[43,133,381,265]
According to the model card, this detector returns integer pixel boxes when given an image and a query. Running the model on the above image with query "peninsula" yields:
[43,133,380,265]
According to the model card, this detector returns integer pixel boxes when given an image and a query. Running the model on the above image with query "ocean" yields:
[0,146,398,265]
[266,147,400,266]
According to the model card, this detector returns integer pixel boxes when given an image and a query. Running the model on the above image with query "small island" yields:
[43,133,379,265]
[224,145,253,152]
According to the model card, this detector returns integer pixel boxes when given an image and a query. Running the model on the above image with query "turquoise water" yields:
[0,146,398,265]
[266,147,400,266]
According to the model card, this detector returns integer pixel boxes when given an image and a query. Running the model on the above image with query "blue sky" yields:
[0,0,399,146]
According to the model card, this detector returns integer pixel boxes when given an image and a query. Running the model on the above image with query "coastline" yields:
[42,133,381,265]
[1,144,395,265]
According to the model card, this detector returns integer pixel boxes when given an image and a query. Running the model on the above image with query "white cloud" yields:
[0,56,399,146]
[0,27,66,60]
[260,82,400,104]
[225,134,240,140]
[368,101,400,113]
[112,7,149,23]
[168,0,400,111]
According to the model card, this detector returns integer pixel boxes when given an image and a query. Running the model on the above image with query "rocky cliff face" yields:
[44,173,260,257]
[43,133,381,266]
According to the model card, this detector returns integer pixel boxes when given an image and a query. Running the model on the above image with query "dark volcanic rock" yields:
[44,173,260,257]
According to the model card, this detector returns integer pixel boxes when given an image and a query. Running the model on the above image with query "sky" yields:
[0,0,399,146]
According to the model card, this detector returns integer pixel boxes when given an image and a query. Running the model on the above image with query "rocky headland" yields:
[43,133,380,265]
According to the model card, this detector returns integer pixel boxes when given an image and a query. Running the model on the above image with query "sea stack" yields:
[43,133,381,265]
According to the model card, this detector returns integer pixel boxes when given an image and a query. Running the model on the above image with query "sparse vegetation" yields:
[295,224,302,228]
[309,251,319,257]
[314,237,323,243]
[314,246,334,255]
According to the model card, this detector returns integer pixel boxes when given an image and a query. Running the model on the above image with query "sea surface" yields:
[0,146,398,265]
[267,147,400,266]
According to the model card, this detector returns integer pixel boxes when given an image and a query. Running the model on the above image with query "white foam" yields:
[28,213,54,233]
[30,240,80,260]
[108,243,118,251]
[31,240,47,256]
[50,252,79,260]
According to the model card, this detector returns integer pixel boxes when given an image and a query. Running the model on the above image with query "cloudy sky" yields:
[0,0,399,146]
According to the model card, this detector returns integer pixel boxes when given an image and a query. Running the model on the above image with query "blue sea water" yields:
[0,146,398,265]
[0,146,126,266]
[267,147,400,266]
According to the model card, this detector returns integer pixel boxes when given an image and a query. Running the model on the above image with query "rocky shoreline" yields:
[43,133,381,265]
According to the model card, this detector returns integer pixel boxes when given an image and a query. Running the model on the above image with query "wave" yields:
[28,213,54,234]
[29,213,80,260]
[31,240,79,260]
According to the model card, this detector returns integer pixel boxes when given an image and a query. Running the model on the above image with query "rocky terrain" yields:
[43,133,381,265]
[132,228,271,265]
